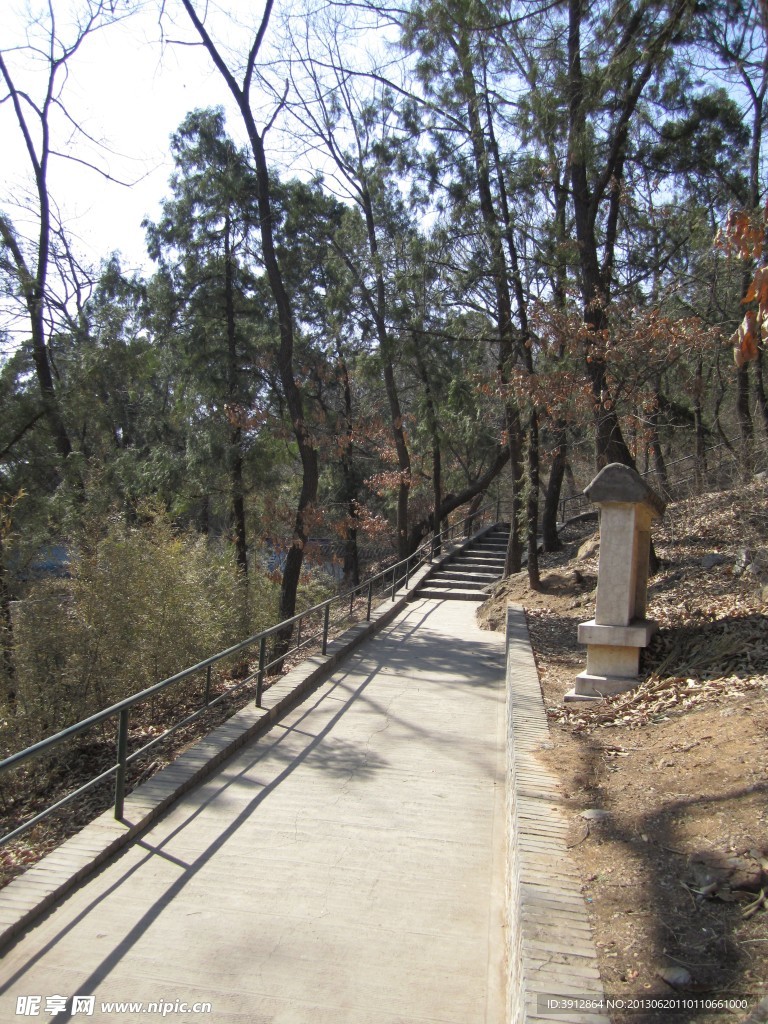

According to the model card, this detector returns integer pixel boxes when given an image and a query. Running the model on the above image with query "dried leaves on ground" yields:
[480,483,768,1024]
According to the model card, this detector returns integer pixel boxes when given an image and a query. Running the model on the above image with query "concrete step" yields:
[451,558,505,570]
[419,588,487,602]
[437,565,501,576]
[455,548,506,558]
[456,552,505,561]
[470,558,505,565]
[418,527,510,601]
[426,578,489,591]
[436,570,500,583]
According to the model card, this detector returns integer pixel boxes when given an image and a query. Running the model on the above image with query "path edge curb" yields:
[505,604,610,1023]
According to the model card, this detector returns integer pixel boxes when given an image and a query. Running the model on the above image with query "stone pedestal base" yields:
[563,688,604,704]
[565,672,641,702]
[568,618,658,703]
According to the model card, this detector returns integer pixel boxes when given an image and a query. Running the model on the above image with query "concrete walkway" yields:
[0,599,507,1024]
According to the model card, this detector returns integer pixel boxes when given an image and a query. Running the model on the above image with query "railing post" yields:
[322,602,331,655]
[391,566,397,600]
[257,636,266,708]
[367,580,373,621]
[114,708,129,820]
[405,555,410,590]
[204,664,212,706]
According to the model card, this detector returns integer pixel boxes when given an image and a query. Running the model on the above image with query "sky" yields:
[1,0,394,355]
[1,2,267,276]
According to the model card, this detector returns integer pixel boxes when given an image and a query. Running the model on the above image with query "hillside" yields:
[480,482,768,1023]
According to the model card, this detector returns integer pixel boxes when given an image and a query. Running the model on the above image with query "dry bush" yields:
[3,511,281,755]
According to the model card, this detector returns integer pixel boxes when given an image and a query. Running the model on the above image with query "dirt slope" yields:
[480,483,768,1024]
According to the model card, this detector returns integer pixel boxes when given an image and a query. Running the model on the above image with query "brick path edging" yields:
[505,604,610,1023]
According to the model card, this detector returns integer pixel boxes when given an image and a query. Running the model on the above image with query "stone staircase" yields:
[418,524,510,601]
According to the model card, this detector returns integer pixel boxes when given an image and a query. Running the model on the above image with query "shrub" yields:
[4,509,281,753]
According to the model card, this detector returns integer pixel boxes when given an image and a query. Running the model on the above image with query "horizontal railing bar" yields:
[4,670,271,844]
[125,704,219,766]
[2,762,120,846]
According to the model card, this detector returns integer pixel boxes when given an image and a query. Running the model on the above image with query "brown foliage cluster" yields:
[717,206,768,367]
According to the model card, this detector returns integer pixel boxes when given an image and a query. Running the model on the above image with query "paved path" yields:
[0,599,507,1024]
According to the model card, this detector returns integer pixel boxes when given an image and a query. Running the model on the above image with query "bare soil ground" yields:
[479,482,768,1024]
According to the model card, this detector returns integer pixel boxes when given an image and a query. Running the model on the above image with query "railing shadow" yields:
[0,504,506,849]
[0,596,507,1024]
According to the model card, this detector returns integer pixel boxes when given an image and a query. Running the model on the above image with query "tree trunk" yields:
[179,0,319,663]
[199,493,210,536]
[527,411,541,589]
[338,345,360,587]
[250,130,318,650]
[224,220,248,577]
[0,535,16,711]
[566,0,678,472]
[737,362,754,471]
[230,428,248,576]
[406,443,510,554]
[0,217,73,466]
[505,405,526,576]
[359,187,411,560]
[584,338,635,469]
[754,343,768,437]
[413,338,443,554]
[694,357,706,492]
[255,149,316,616]
[542,422,567,551]
[343,516,360,588]
[649,378,670,499]
[455,30,527,574]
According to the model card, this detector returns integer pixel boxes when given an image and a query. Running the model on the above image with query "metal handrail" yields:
[0,499,504,843]
[558,433,767,520]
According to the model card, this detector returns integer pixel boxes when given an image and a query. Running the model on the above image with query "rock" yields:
[577,535,600,560]
[701,553,728,568]
[688,850,766,898]
[657,966,692,990]
[725,853,765,893]
[735,548,755,575]
[580,808,610,821]
[734,547,768,579]
[688,858,720,891]
[739,994,768,1023]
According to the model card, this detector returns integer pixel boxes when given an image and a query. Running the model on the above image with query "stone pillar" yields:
[565,464,665,703]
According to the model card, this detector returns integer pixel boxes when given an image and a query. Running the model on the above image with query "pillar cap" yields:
[584,463,665,518]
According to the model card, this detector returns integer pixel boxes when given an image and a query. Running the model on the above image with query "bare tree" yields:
[170,0,319,636]
[566,0,696,468]
[0,1,136,469]
[699,0,768,447]
[283,12,415,559]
